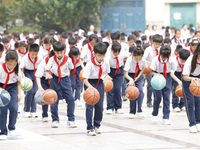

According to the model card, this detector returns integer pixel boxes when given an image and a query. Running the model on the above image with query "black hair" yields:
[0,44,4,52]
[111,32,120,40]
[34,36,39,40]
[19,41,27,47]
[142,43,150,51]
[2,38,9,44]
[165,32,170,37]
[152,34,163,43]
[120,36,125,41]
[68,37,77,45]
[61,32,68,39]
[5,50,19,75]
[164,38,171,44]
[13,32,20,38]
[14,42,19,49]
[49,50,55,58]
[176,45,183,54]
[33,32,38,35]
[4,30,9,35]
[53,41,65,51]
[103,42,109,49]
[69,46,80,57]
[23,30,29,35]
[82,39,89,46]
[44,37,53,44]
[89,34,99,42]
[94,42,107,55]
[179,49,190,60]
[111,42,121,52]
[27,38,35,46]
[128,35,135,41]
[29,44,39,52]
[187,38,191,43]
[136,40,142,47]
[160,45,171,58]
[190,28,195,33]
[7,35,12,40]
[129,45,136,53]
[191,43,200,73]
[141,35,147,41]
[133,47,144,56]
[67,31,72,37]
[149,35,152,41]
[172,29,181,43]
[195,30,200,35]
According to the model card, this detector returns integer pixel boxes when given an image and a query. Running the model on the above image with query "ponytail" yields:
[191,43,200,73]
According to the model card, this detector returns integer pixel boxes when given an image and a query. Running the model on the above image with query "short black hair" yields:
[53,41,65,51]
[29,44,39,52]
[49,50,55,58]
[111,32,120,40]
[152,34,163,43]
[13,32,20,38]
[129,45,136,53]
[94,42,107,55]
[89,34,99,42]
[142,43,150,51]
[160,45,171,58]
[120,36,125,41]
[44,37,53,44]
[136,40,142,47]
[111,42,121,52]
[69,46,80,57]
[68,37,77,45]
[141,35,147,41]
[4,30,9,35]
[165,32,170,37]
[176,45,183,54]
[61,32,68,39]
[27,38,35,46]
[82,39,89,46]
[14,42,19,49]
[128,34,135,41]
[179,49,190,60]
[164,38,171,44]
[0,43,4,52]
[133,47,144,56]
[2,38,9,44]
[19,41,27,47]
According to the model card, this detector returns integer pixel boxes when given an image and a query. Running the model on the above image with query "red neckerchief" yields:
[28,53,38,78]
[42,44,51,55]
[133,57,140,81]
[176,56,184,77]
[71,56,80,78]
[91,57,102,88]
[53,55,68,83]
[174,50,178,56]
[155,48,159,56]
[158,55,169,81]
[5,44,11,50]
[2,63,15,89]
[175,37,180,45]
[88,43,94,59]
[18,48,28,55]
[190,46,194,54]
[114,56,120,76]
[185,43,188,47]
[12,38,17,42]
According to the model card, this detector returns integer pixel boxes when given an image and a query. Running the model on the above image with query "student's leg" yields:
[172,78,179,109]
[122,77,127,97]
[41,78,49,118]
[24,83,34,112]
[194,96,200,124]
[107,71,115,110]
[75,67,82,100]
[70,70,76,98]
[179,98,185,109]
[152,89,162,117]
[0,106,8,135]
[113,74,123,110]
[146,74,153,105]
[135,75,144,113]
[30,80,38,113]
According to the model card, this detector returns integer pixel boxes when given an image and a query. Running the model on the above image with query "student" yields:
[106,42,129,114]
[17,41,28,58]
[20,44,42,118]
[124,47,147,118]
[182,43,200,133]
[187,38,199,55]
[194,30,200,41]
[171,29,184,53]
[142,43,150,51]
[0,50,22,140]
[66,37,77,56]
[2,38,11,51]
[45,41,76,128]
[69,46,82,107]
[35,50,55,122]
[164,38,171,47]
[172,49,190,112]
[10,32,20,49]
[150,45,179,125]
[0,44,4,64]
[38,37,53,59]
[102,31,112,45]
[144,34,163,107]
[171,45,182,58]
[82,42,110,136]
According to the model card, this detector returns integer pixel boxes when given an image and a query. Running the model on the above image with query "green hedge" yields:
[8,26,39,34]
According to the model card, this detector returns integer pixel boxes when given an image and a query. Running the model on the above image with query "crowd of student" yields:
[0,24,200,140]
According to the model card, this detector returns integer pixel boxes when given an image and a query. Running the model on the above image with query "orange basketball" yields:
[79,70,84,82]
[42,89,58,105]
[83,87,100,105]
[125,86,139,100]
[104,79,113,92]
[190,80,200,96]
[175,85,183,98]
[143,62,151,75]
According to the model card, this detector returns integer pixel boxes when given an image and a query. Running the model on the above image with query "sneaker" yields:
[59,100,63,104]
[173,107,181,112]
[24,112,31,118]
[75,99,82,107]
[190,126,197,133]
[147,103,153,108]
[137,112,145,118]
[51,121,59,128]
[116,109,124,114]
[196,124,200,132]
[106,109,113,115]
[94,127,101,134]
[129,113,137,119]
[87,129,96,136]
[42,117,49,122]
[31,113,38,118]
[122,96,128,101]
[163,119,171,125]
[152,116,158,123]
[62,99,66,103]
[67,121,77,128]
[9,130,19,136]
[181,107,186,111]
[0,135,7,140]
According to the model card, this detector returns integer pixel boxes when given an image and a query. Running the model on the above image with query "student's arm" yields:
[20,68,25,78]
[183,75,199,82]
[79,58,85,69]
[150,70,161,76]
[45,70,52,79]
[170,72,182,85]
[124,71,135,85]
[83,78,93,88]
[135,68,145,82]
[36,77,44,91]
[17,81,21,102]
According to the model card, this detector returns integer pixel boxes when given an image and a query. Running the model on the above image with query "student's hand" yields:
[178,81,182,86]
[38,87,44,92]
[128,79,135,86]
[191,78,199,82]
[18,93,21,103]
[134,76,139,82]
[105,74,112,80]
[45,72,52,79]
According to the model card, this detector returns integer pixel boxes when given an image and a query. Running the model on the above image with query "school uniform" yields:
[106,51,129,111]
[82,57,110,130]
[81,43,94,63]
[182,55,200,127]
[10,38,18,49]
[17,48,28,58]
[102,36,112,45]
[150,55,176,119]
[124,56,147,114]
[38,44,53,59]
[171,37,185,54]
[0,63,22,135]
[46,55,75,122]
[20,53,42,113]
[186,46,194,55]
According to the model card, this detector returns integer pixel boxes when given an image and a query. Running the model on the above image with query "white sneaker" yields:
[106,109,113,115]
[87,129,96,136]
[9,130,19,136]
[116,109,124,114]
[62,99,66,103]
[190,126,197,133]
[31,113,38,118]
[163,119,171,125]
[0,135,7,140]
[67,121,77,128]
[137,112,145,118]
[42,117,48,122]
[129,113,137,119]
[122,96,128,101]
[173,107,181,112]
[152,116,158,123]
[181,107,186,111]
[196,124,200,132]
[94,127,101,134]
[75,99,82,107]
[59,100,63,104]
[24,112,31,118]
[51,121,59,128]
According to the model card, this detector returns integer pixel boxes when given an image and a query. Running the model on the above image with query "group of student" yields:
[0,28,200,140]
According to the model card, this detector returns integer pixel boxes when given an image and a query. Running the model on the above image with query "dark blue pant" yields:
[0,83,18,135]
[24,69,38,112]
[50,74,75,122]
[126,73,144,114]
[70,66,82,101]
[152,74,171,119]
[107,67,123,110]
[172,72,184,109]
[41,77,50,118]
[146,74,154,104]
[121,66,127,97]
[84,79,104,130]
[182,77,200,127]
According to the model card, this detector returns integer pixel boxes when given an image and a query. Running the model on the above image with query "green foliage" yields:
[8,26,39,34]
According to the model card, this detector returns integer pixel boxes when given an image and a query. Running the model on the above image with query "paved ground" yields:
[1,88,200,150]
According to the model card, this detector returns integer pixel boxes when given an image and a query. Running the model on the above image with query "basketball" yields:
[104,79,113,92]
[151,75,166,90]
[143,62,151,75]
[0,88,11,107]
[125,85,139,100]
[34,90,45,105]
[83,87,100,105]
[42,89,58,105]
[175,85,183,98]
[21,77,33,92]
[79,70,84,82]
[189,80,200,97]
